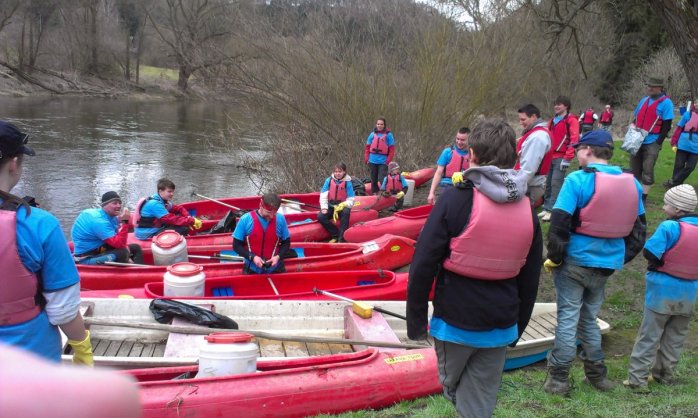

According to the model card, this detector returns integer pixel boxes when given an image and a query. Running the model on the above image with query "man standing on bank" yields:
[427,127,470,205]
[516,104,553,205]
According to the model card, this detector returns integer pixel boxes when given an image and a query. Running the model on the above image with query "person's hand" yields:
[396,191,405,199]
[427,192,435,205]
[672,146,678,153]
[543,259,561,274]
[451,171,464,185]
[269,255,280,267]
[120,208,130,223]
[68,330,94,367]
[560,159,570,170]
[192,217,203,230]
[401,171,410,177]
[253,255,265,269]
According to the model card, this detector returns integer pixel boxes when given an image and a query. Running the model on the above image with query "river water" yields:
[2,96,262,238]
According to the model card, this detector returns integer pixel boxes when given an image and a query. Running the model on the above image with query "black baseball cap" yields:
[0,121,34,160]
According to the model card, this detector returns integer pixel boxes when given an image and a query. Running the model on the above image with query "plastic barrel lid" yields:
[204,332,254,344]
[166,262,203,277]
[153,230,184,248]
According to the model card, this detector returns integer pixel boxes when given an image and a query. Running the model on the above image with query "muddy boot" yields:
[583,360,616,391]
[544,365,571,395]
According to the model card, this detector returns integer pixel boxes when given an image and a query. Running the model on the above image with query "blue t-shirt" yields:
[643,217,698,316]
[380,174,408,192]
[430,317,518,348]
[0,203,80,362]
[553,163,645,270]
[634,96,674,144]
[71,208,119,255]
[675,110,698,154]
[436,147,469,186]
[134,194,171,240]
[366,131,395,165]
[233,211,290,273]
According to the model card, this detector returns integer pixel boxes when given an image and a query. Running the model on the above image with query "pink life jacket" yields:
[600,110,613,124]
[246,211,280,260]
[636,96,668,134]
[328,178,348,203]
[0,210,41,326]
[369,130,390,155]
[684,111,698,133]
[582,109,595,124]
[657,220,698,280]
[575,171,638,238]
[515,126,553,176]
[385,173,403,193]
[443,189,533,280]
[444,146,470,177]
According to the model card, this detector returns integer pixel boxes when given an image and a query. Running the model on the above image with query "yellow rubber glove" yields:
[672,146,678,153]
[543,259,561,274]
[451,171,464,185]
[192,217,203,230]
[68,330,94,367]
[401,171,410,177]
[396,191,405,199]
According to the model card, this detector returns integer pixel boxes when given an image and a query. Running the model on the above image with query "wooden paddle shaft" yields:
[83,317,428,350]
[192,192,242,211]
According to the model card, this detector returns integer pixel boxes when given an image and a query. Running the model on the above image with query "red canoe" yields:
[78,234,415,290]
[81,270,408,301]
[344,204,433,243]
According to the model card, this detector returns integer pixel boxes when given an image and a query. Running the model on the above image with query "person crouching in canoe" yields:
[232,193,291,274]
[71,191,144,265]
[318,162,355,243]
[134,178,202,240]
[381,161,408,212]
[407,118,542,418]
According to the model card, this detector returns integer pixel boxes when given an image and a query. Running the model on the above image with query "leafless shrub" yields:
[622,47,691,106]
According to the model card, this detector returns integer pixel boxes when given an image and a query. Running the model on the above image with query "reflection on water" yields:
[2,96,263,238]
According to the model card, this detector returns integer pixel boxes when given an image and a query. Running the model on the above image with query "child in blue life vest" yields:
[625,184,698,391]
[380,161,408,212]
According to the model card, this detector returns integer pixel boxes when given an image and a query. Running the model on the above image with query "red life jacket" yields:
[385,173,403,193]
[582,109,595,125]
[444,146,470,177]
[443,189,533,280]
[636,96,668,134]
[369,130,390,155]
[515,126,553,176]
[548,115,572,154]
[0,209,41,326]
[575,171,638,238]
[657,220,698,280]
[328,177,348,203]
[246,211,280,261]
[684,111,698,133]
[600,110,613,124]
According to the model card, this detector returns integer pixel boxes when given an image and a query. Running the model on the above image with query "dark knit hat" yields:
[664,185,697,213]
[101,191,122,206]
[388,162,400,171]
[0,121,34,160]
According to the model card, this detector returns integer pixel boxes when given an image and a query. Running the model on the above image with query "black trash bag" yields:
[207,210,237,234]
[149,299,239,329]
[351,177,367,196]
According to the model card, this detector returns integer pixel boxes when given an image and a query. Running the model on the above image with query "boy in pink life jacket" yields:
[625,184,698,391]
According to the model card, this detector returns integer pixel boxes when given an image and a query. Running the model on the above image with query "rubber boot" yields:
[543,365,571,395]
[583,360,616,391]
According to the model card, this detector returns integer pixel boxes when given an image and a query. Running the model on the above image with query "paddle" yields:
[313,288,407,320]
[83,317,429,350]
[280,198,321,210]
[191,192,243,211]
[189,254,244,262]
[104,261,149,267]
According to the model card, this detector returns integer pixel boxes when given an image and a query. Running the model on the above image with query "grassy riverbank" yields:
[323,142,698,417]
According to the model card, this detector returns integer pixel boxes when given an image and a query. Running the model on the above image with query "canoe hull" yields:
[344,204,432,242]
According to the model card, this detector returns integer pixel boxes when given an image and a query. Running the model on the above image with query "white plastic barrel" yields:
[163,262,205,297]
[403,179,416,207]
[196,332,258,378]
[151,230,188,266]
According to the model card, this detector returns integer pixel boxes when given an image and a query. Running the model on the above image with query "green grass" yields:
[319,131,698,417]
[138,65,179,81]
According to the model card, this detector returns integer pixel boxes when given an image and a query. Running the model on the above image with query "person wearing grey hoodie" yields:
[407,119,543,418]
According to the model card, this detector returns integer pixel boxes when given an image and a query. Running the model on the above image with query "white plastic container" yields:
[163,262,205,297]
[403,179,416,207]
[196,332,258,378]
[151,230,188,266]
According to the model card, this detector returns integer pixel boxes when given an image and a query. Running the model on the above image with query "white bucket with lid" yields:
[196,332,258,378]
[164,262,205,297]
[403,179,416,207]
[151,230,188,266]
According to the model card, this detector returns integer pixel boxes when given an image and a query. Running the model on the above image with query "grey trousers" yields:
[627,307,692,386]
[435,338,507,418]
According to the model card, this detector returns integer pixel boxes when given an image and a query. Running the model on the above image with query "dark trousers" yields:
[671,149,698,185]
[368,163,388,195]
[78,244,143,265]
[162,225,192,236]
[317,206,351,240]
[630,142,661,185]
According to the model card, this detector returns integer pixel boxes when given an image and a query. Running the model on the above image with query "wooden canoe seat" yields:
[343,306,402,353]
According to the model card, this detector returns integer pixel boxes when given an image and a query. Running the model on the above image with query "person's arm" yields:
[427,165,445,205]
[546,174,579,263]
[233,238,254,262]
[624,214,647,264]
[642,221,676,270]
[400,176,409,193]
[319,178,330,211]
[564,118,581,161]
[657,119,672,145]
[380,177,387,191]
[159,212,194,226]
[344,180,355,208]
[518,133,548,183]
[386,146,395,163]
[103,222,129,249]
[511,210,543,346]
[170,204,190,217]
